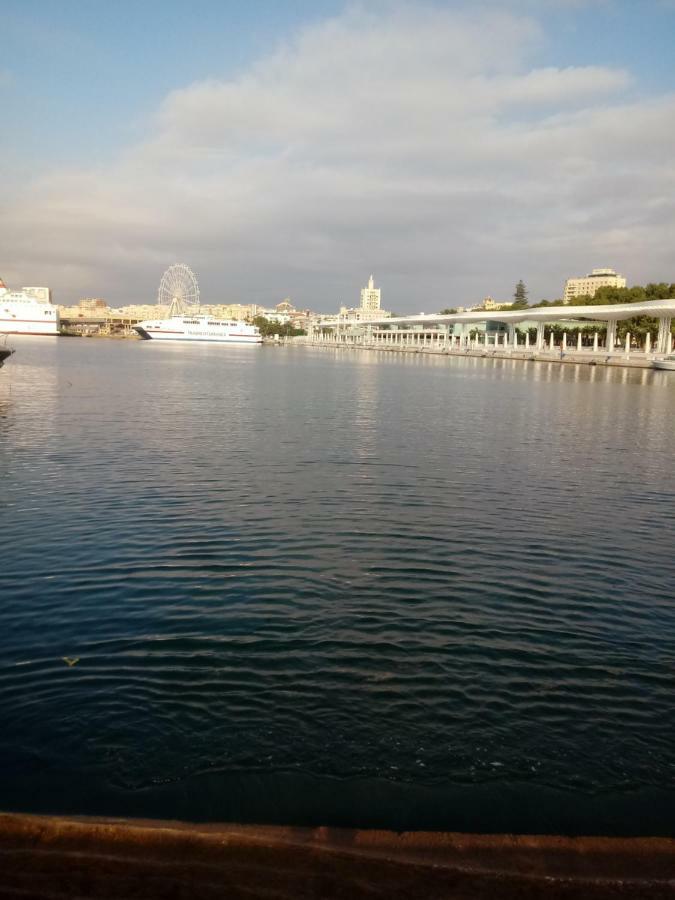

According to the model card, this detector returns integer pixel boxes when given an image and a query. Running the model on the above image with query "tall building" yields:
[563,268,626,303]
[327,274,391,323]
[360,275,381,311]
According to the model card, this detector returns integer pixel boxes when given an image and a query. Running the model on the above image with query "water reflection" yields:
[312,346,670,388]
[0,338,674,835]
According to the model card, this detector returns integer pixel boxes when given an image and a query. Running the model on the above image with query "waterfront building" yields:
[59,302,154,320]
[114,304,165,319]
[61,302,260,321]
[335,305,392,323]
[203,303,259,321]
[254,299,312,328]
[442,297,509,315]
[287,309,312,329]
[79,298,109,312]
[563,268,626,303]
[257,307,291,324]
[482,296,512,311]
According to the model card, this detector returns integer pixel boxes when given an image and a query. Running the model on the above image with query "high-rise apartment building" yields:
[360,275,381,311]
[563,268,626,303]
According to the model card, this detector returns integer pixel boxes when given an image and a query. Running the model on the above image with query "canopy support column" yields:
[656,316,672,354]
[536,323,545,351]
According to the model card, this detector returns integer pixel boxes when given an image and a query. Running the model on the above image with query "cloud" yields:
[1,4,673,308]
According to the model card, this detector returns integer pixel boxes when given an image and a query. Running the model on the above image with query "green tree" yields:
[512,280,529,308]
[566,285,652,306]
[643,282,675,299]
[251,315,306,337]
[439,307,457,314]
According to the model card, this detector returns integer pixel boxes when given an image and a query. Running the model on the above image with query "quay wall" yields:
[1,812,673,899]
[302,341,658,369]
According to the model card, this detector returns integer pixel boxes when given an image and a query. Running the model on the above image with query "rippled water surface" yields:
[1,337,674,834]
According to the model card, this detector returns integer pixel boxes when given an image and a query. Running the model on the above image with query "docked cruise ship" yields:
[134,314,262,344]
[0,279,59,335]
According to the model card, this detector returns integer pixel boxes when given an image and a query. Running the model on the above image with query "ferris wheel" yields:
[158,263,200,315]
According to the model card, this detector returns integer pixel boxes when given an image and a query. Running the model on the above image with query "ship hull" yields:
[136,331,262,343]
[134,315,262,344]
[0,301,60,335]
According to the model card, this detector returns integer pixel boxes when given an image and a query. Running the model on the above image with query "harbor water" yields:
[1,337,674,835]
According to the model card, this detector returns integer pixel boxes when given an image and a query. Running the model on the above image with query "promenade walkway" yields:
[308,298,675,363]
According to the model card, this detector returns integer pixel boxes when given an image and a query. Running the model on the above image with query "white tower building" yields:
[360,275,381,311]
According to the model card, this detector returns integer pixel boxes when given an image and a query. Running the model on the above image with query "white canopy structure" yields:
[337,297,675,328]
[313,298,675,355]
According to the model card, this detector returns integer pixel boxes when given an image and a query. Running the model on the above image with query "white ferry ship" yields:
[134,314,262,344]
[0,279,60,335]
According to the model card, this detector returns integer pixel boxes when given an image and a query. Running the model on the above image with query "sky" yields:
[1,0,675,312]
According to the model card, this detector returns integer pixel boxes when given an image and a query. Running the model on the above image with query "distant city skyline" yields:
[1,0,675,311]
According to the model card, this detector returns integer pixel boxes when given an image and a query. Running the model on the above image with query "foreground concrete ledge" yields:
[1,812,674,899]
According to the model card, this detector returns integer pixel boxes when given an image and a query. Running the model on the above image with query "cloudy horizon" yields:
[1,0,674,312]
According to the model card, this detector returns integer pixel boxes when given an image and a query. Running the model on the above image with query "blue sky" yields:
[1,1,675,309]
[4,1,675,165]
[2,0,344,165]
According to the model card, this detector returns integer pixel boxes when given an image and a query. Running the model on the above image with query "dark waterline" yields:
[1,337,674,835]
